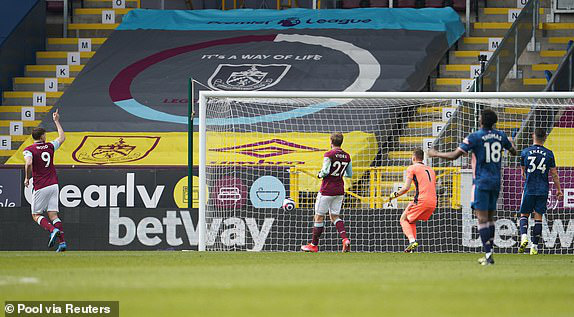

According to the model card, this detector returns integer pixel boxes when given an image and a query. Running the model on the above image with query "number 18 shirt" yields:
[459,128,513,191]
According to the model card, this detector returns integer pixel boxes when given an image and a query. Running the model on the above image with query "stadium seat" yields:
[369,0,390,7]
[46,0,64,12]
[395,0,417,8]
[425,0,445,8]
[451,0,466,12]
[341,0,361,8]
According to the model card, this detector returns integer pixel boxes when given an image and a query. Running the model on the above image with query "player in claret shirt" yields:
[429,109,517,265]
[517,128,563,255]
[301,132,352,253]
[23,109,67,252]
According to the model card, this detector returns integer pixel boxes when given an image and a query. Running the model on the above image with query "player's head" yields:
[412,148,424,163]
[480,109,498,129]
[31,128,46,142]
[330,132,344,148]
[533,127,547,143]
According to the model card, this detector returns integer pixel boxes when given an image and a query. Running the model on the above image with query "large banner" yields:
[23,8,463,132]
[1,167,573,253]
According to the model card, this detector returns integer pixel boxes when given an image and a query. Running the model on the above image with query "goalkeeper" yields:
[389,149,437,252]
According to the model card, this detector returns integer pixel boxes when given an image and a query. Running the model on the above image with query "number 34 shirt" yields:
[520,145,556,195]
[459,128,513,191]
[318,148,352,196]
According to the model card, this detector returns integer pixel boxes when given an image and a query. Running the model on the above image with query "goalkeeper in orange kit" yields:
[389,149,437,252]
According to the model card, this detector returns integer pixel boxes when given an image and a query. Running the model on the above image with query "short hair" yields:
[534,128,547,140]
[413,148,424,161]
[330,132,344,147]
[31,128,46,141]
[481,109,498,129]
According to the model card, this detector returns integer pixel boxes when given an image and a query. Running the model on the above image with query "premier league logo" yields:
[208,64,291,91]
[278,17,301,27]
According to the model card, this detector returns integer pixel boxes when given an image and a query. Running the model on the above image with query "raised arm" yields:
[550,167,564,200]
[53,109,65,146]
[427,148,465,161]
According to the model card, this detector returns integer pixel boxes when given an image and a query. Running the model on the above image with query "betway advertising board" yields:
[1,168,289,251]
[0,167,573,253]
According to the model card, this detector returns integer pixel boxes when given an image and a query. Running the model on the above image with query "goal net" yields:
[197,92,574,253]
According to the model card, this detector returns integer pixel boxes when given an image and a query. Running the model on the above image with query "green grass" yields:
[1,252,573,317]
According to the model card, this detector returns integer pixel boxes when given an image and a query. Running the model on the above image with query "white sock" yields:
[485,252,493,259]
[521,233,528,241]
[409,238,416,243]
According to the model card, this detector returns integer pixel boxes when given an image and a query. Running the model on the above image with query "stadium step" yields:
[82,0,140,8]
[25,65,84,77]
[521,63,557,78]
[440,64,479,78]
[482,0,549,8]
[0,150,17,160]
[456,37,497,51]
[541,23,574,36]
[36,51,94,65]
[12,77,75,91]
[0,120,42,140]
[0,120,42,127]
[479,7,546,23]
[0,106,52,114]
[67,23,119,37]
[74,8,133,23]
[471,22,513,37]
[46,38,106,51]
[523,77,548,86]
[431,78,472,92]
[2,91,63,106]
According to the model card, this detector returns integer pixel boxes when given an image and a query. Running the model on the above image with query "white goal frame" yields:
[197,91,574,251]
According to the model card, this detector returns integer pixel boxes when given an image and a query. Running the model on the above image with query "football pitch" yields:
[0,252,572,317]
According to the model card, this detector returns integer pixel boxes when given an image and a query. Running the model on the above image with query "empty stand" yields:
[0,0,135,162]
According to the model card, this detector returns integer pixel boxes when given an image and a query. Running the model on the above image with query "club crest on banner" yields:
[208,64,291,91]
[72,135,160,165]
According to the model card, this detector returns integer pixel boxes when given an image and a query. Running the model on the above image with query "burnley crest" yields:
[208,64,291,91]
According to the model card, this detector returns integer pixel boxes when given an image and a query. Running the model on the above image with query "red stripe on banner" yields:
[109,34,278,102]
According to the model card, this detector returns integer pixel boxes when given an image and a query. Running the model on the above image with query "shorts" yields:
[519,194,548,215]
[314,193,343,216]
[31,184,59,214]
[405,201,436,223]
[471,187,499,211]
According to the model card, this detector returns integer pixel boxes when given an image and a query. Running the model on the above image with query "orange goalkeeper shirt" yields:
[406,162,437,205]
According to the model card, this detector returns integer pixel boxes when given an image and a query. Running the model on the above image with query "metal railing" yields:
[476,0,539,91]
[509,42,574,148]
[545,42,574,91]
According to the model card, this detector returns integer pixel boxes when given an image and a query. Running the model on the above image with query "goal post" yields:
[197,91,574,253]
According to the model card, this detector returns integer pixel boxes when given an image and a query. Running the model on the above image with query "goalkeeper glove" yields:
[389,191,400,200]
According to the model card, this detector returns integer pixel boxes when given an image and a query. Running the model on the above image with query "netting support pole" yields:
[198,91,207,252]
